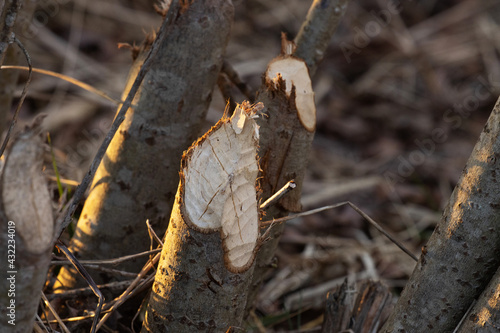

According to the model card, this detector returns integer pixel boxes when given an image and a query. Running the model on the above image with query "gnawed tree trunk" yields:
[245,40,316,312]
[141,102,261,332]
[55,0,234,288]
[0,129,55,332]
[381,97,500,332]
[455,264,500,332]
[246,0,350,312]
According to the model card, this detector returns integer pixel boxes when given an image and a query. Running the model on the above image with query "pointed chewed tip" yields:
[266,57,316,132]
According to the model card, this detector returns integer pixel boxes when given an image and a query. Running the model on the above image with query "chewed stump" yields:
[142,102,262,333]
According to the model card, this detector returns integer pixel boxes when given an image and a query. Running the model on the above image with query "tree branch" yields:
[381,97,500,332]
[294,0,351,76]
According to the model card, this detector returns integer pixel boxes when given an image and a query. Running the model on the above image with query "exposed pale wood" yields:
[183,103,260,272]
[266,57,315,131]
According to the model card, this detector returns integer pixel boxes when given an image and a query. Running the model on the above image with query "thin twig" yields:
[0,37,32,158]
[47,279,137,300]
[45,309,112,324]
[56,242,103,333]
[69,265,138,278]
[146,219,163,246]
[47,175,80,187]
[96,252,161,330]
[452,299,477,333]
[0,65,120,104]
[261,201,349,227]
[37,298,52,333]
[260,180,296,210]
[58,0,181,235]
[261,201,418,262]
[40,292,71,333]
[34,315,48,333]
[51,248,161,266]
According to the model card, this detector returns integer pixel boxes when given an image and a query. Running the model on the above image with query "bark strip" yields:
[381,97,500,332]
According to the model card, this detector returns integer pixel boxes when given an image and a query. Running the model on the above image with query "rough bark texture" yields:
[381,97,500,332]
[293,0,351,76]
[141,104,260,333]
[455,266,500,332]
[0,130,55,332]
[141,201,253,333]
[321,279,356,332]
[322,280,393,333]
[55,0,234,288]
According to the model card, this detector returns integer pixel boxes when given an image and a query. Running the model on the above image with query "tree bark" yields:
[455,265,500,332]
[381,97,500,332]
[293,0,351,76]
[55,0,234,288]
[0,129,55,332]
[141,103,261,332]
